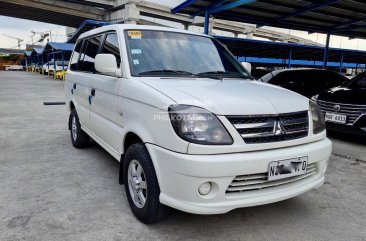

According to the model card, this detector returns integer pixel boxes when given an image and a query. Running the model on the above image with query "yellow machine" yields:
[55,69,67,80]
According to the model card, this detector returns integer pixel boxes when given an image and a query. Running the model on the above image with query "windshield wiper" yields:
[139,69,197,76]
[197,71,253,79]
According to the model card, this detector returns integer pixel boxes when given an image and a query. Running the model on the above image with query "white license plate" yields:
[325,113,347,124]
[268,157,308,181]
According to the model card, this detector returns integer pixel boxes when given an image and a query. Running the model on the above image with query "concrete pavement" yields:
[0,71,365,241]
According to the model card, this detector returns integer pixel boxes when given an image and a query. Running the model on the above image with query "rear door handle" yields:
[91,89,95,96]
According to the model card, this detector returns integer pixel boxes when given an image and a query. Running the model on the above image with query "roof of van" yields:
[78,24,208,40]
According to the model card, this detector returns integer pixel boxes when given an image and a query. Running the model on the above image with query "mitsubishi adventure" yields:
[65,25,332,224]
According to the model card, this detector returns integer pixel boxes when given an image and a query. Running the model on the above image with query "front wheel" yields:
[124,143,170,224]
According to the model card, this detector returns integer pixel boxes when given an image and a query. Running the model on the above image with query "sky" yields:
[0,0,366,51]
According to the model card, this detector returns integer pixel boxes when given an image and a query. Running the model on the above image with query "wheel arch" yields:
[120,131,144,185]
[68,101,76,130]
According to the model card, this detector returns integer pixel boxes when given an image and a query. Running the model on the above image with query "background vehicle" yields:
[65,25,331,224]
[316,71,366,136]
[260,68,348,98]
[43,61,69,76]
[5,65,24,71]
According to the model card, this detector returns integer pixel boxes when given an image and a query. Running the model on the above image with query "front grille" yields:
[227,111,309,144]
[226,163,317,194]
[317,100,366,125]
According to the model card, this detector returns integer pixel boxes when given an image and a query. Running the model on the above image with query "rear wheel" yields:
[70,109,89,148]
[124,143,170,224]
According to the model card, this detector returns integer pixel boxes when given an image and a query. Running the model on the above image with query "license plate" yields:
[325,112,347,124]
[268,157,308,181]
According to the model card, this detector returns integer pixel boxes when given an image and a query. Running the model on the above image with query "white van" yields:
[65,24,332,224]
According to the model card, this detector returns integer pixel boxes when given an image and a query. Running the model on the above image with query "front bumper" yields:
[326,120,366,136]
[146,138,332,214]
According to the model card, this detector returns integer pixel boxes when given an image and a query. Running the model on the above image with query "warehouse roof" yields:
[67,19,110,43]
[215,36,366,63]
[31,47,44,56]
[43,42,75,52]
[24,51,32,57]
[172,0,366,39]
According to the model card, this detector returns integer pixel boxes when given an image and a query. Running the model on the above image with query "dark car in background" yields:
[315,72,366,136]
[260,68,348,98]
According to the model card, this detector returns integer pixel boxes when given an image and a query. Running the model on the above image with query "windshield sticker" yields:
[131,49,142,55]
[133,59,140,65]
[128,31,142,39]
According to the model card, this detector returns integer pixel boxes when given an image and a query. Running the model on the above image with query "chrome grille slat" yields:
[317,100,366,107]
[226,163,317,193]
[227,171,316,192]
[227,111,309,144]
[234,174,267,181]
[233,122,274,129]
[319,108,363,114]
[317,100,366,125]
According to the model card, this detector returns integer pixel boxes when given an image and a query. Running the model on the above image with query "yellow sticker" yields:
[127,31,142,38]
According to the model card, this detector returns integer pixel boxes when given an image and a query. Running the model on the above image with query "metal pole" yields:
[61,51,65,70]
[339,53,344,73]
[48,54,50,77]
[53,52,56,79]
[288,48,293,69]
[323,33,331,69]
[204,11,209,35]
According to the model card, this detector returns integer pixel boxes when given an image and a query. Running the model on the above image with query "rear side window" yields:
[100,33,121,67]
[79,35,102,73]
[70,40,82,71]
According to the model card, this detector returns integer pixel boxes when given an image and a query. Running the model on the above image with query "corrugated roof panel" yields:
[171,0,366,39]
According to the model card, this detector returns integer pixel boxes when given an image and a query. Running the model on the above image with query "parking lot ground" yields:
[0,71,365,241]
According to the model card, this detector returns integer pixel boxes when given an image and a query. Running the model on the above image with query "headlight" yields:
[310,101,325,134]
[168,105,233,145]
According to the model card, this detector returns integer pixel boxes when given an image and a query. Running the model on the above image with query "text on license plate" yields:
[325,113,347,124]
[268,157,308,181]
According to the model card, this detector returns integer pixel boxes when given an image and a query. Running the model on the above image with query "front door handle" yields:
[91,88,95,96]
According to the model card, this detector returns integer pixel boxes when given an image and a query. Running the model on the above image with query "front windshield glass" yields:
[125,30,251,78]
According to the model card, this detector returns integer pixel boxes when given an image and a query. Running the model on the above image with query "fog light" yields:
[198,182,211,195]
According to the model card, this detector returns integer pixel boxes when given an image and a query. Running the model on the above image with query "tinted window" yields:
[269,72,304,86]
[270,70,346,88]
[70,40,82,71]
[100,33,121,67]
[79,35,102,72]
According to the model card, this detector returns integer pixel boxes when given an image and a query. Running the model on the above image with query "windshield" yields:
[125,30,251,79]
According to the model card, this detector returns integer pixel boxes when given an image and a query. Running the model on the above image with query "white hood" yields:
[140,78,309,115]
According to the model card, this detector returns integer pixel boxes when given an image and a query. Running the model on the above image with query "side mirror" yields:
[95,54,121,77]
[241,62,251,74]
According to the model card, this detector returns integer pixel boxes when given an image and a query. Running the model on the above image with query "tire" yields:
[70,109,89,148]
[124,143,170,224]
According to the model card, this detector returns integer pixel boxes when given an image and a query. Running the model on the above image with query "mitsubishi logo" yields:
[333,105,341,112]
[273,121,286,135]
